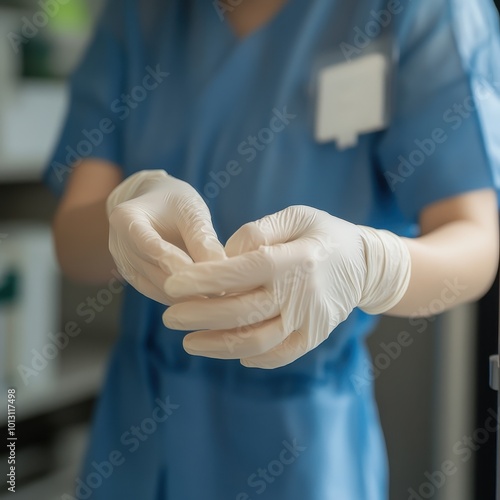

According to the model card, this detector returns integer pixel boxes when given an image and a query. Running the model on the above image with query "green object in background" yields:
[0,270,18,306]
[22,0,93,79]
[48,0,92,36]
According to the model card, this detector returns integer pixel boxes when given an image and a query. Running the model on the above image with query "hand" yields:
[107,170,226,304]
[163,205,411,368]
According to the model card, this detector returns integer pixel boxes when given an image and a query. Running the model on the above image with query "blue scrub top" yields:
[44,0,500,498]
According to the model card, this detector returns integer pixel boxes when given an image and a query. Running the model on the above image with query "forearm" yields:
[53,197,117,285]
[386,219,499,317]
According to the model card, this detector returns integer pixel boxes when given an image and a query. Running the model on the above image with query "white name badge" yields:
[315,51,392,150]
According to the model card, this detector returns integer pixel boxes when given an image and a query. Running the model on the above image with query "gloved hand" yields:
[162,205,411,368]
[106,169,225,305]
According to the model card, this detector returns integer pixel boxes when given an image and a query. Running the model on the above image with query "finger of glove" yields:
[130,256,208,304]
[111,233,192,305]
[132,256,191,301]
[244,299,348,369]
[240,329,309,369]
[126,268,174,305]
[126,217,194,272]
[164,249,273,298]
[163,288,279,330]
[225,206,318,257]
[182,316,288,359]
[176,199,226,262]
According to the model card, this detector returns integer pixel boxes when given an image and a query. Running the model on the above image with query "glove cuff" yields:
[357,226,411,315]
[106,169,169,217]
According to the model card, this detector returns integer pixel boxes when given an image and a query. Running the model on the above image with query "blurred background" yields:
[0,1,499,499]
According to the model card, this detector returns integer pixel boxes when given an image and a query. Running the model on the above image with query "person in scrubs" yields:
[45,0,500,498]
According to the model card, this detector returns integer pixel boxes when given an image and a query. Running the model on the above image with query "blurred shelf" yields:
[0,79,68,183]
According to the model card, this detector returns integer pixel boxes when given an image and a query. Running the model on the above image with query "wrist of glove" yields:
[357,225,412,315]
[163,205,411,368]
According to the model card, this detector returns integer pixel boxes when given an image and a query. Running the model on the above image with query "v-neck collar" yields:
[208,0,300,49]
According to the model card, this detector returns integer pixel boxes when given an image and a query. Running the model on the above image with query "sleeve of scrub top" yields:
[376,0,500,223]
[42,0,126,199]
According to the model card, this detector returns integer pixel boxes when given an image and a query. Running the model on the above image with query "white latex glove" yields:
[106,169,225,305]
[163,205,411,368]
